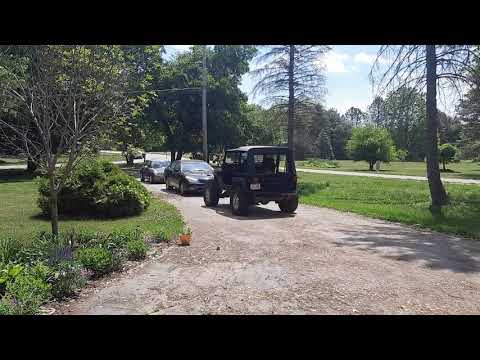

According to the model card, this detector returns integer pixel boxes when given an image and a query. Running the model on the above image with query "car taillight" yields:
[250,177,260,184]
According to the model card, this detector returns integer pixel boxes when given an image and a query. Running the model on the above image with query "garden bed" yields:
[0,164,184,315]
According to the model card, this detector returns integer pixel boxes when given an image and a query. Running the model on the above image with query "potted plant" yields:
[178,227,192,246]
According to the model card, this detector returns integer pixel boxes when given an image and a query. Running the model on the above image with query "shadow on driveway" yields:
[201,203,295,220]
[333,224,480,274]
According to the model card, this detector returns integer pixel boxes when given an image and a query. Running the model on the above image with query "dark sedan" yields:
[164,160,214,195]
[140,160,171,184]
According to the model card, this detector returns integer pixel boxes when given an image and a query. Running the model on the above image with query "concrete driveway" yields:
[59,179,480,315]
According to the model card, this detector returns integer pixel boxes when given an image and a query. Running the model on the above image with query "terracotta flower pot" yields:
[178,234,191,246]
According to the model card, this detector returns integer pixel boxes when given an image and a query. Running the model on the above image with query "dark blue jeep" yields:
[203,146,298,216]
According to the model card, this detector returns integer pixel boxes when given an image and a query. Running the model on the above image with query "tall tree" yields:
[344,106,366,127]
[114,46,165,165]
[457,56,480,159]
[370,45,480,211]
[383,87,426,160]
[146,45,256,161]
[328,109,352,160]
[0,45,127,236]
[368,96,387,128]
[242,103,285,146]
[251,45,329,159]
[438,111,462,145]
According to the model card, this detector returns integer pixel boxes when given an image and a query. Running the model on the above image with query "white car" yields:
[140,160,171,183]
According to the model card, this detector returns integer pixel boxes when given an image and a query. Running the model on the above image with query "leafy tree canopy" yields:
[346,125,395,170]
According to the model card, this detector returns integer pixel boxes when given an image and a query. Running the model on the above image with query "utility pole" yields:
[202,45,208,163]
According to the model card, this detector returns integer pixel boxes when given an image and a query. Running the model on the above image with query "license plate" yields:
[250,183,261,190]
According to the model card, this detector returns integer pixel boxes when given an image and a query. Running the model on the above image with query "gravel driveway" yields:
[62,182,480,315]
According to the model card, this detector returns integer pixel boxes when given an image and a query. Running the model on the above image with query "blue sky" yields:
[164,45,453,115]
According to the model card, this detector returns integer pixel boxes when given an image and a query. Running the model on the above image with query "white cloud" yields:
[354,51,389,66]
[322,51,352,73]
[353,52,377,65]
[172,45,192,52]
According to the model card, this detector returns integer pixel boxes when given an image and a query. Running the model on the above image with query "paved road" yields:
[296,168,480,185]
[62,180,480,315]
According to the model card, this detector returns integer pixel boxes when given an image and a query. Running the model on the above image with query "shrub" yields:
[49,261,85,300]
[97,174,151,217]
[0,263,23,296]
[126,240,149,261]
[75,247,121,277]
[346,126,395,170]
[37,159,151,218]
[0,264,51,315]
[68,228,99,248]
[73,228,142,252]
[16,232,73,266]
[109,227,143,247]
[458,141,480,161]
[439,143,457,171]
[393,148,408,162]
[37,160,109,216]
[154,229,170,243]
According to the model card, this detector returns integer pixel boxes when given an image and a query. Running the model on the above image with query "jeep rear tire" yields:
[230,189,250,216]
[204,183,219,207]
[278,196,298,213]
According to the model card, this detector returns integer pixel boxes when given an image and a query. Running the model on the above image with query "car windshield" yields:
[182,162,213,173]
[152,161,169,168]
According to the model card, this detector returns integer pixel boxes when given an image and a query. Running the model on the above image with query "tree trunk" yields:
[176,151,183,160]
[369,161,374,171]
[442,160,446,171]
[49,174,59,237]
[125,155,134,166]
[171,151,176,162]
[288,45,295,160]
[425,45,448,210]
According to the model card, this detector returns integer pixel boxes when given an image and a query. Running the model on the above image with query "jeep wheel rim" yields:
[233,192,240,210]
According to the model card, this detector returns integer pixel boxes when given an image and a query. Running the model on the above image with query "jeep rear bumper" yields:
[252,191,297,202]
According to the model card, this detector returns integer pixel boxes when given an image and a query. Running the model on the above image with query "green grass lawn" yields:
[298,172,480,240]
[296,159,480,180]
[0,169,183,243]
[58,152,125,164]
[96,153,125,163]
